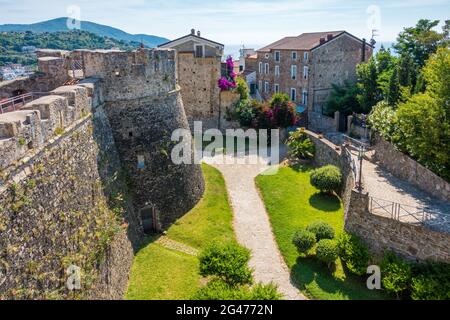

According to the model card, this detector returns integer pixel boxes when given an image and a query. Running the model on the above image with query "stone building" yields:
[255,31,373,127]
[158,29,225,130]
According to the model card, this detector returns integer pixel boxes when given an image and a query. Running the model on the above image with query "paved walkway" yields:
[348,148,450,233]
[203,149,306,300]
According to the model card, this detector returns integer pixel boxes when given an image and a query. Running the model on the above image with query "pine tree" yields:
[357,58,381,113]
[398,54,414,87]
[387,67,401,106]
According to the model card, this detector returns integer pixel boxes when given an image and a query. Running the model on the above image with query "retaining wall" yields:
[373,134,450,203]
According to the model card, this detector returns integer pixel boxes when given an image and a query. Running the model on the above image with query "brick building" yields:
[255,31,373,127]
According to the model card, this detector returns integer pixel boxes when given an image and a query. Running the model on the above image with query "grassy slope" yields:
[256,165,387,300]
[126,163,235,300]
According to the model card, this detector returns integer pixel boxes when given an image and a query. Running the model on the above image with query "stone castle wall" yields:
[0,48,205,299]
[0,105,136,299]
[372,134,450,203]
[0,57,70,99]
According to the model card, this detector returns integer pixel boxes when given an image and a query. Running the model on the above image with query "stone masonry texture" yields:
[0,48,205,299]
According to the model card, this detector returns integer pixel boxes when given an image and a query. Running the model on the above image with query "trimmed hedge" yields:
[316,239,339,267]
[306,222,335,241]
[310,165,342,194]
[292,229,316,254]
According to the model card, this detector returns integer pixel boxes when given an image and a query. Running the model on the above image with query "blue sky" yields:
[1,0,449,49]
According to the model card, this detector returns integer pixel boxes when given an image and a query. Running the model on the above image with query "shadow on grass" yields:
[309,193,342,212]
[290,163,312,173]
[290,256,389,300]
[135,234,163,255]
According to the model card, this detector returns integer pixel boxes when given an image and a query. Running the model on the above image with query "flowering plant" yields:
[218,56,237,91]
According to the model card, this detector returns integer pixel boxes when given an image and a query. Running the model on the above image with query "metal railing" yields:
[343,146,359,183]
[0,92,49,114]
[342,134,371,150]
[369,196,450,228]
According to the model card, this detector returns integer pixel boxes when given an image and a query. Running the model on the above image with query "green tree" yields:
[393,19,448,67]
[396,93,450,180]
[423,47,450,105]
[376,46,396,74]
[356,58,381,113]
[387,67,401,106]
[398,53,416,87]
[325,81,361,116]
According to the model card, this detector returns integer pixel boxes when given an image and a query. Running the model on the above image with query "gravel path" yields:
[203,150,306,300]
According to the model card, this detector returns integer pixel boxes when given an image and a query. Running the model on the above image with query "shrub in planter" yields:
[316,239,339,267]
[381,251,412,299]
[410,262,450,300]
[292,229,316,254]
[199,242,253,286]
[310,165,342,194]
[337,232,370,276]
[286,130,316,160]
[306,222,335,241]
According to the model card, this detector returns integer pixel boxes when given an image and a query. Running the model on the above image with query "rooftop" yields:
[257,31,367,52]
[158,29,224,49]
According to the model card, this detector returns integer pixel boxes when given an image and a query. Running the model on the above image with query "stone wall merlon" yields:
[0,83,98,171]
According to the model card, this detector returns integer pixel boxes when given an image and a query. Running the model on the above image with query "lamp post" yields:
[358,145,366,193]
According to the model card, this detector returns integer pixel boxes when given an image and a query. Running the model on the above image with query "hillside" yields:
[0,17,169,48]
[0,31,139,66]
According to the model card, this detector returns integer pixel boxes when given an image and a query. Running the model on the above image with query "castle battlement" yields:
[0,81,98,172]
[0,48,179,173]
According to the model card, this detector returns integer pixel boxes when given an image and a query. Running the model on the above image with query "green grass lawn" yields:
[255,165,388,300]
[125,163,235,300]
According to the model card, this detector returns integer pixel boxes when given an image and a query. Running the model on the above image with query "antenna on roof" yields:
[140,37,144,49]
[370,29,379,47]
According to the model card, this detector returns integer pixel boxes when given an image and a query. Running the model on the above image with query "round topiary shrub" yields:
[292,229,316,254]
[306,222,335,241]
[310,165,342,194]
[316,239,339,267]
[199,242,253,286]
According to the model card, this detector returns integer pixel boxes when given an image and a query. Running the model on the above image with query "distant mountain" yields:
[0,17,169,48]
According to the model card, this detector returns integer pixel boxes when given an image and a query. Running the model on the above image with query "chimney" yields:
[319,37,326,45]
[191,28,195,35]
[362,38,366,62]
[327,34,333,41]
[197,30,201,37]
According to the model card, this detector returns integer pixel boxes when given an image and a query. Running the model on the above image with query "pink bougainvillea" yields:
[218,56,237,91]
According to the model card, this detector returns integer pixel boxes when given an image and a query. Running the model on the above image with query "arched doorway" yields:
[140,206,158,235]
